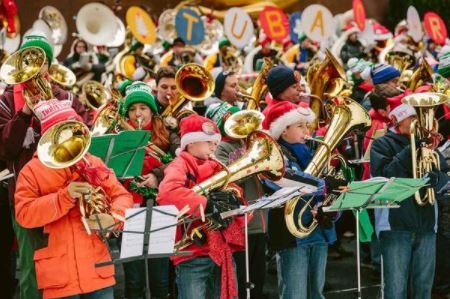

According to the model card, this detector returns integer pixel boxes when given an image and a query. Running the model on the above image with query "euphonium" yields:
[307,49,348,129]
[246,57,273,110]
[161,63,214,119]
[402,92,448,205]
[37,120,119,234]
[284,97,371,238]
[0,47,53,109]
[175,130,285,250]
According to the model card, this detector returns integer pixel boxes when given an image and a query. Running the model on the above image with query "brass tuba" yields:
[37,120,119,234]
[307,49,349,129]
[175,130,285,250]
[0,46,53,109]
[402,92,448,205]
[284,97,371,238]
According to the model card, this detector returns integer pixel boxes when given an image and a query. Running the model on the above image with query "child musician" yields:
[157,114,245,299]
[14,99,133,299]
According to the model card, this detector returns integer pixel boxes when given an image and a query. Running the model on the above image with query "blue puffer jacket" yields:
[264,141,337,251]
[370,129,449,235]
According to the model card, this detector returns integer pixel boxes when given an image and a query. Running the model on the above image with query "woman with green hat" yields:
[120,81,180,299]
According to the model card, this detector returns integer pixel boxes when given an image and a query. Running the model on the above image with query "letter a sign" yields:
[301,4,335,43]
[175,8,205,45]
[424,12,448,45]
[224,7,254,48]
[259,6,290,42]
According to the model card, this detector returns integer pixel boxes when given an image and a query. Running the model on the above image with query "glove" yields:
[205,191,241,229]
[324,176,348,196]
[314,206,335,230]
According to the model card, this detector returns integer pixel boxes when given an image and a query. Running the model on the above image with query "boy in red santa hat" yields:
[157,114,246,299]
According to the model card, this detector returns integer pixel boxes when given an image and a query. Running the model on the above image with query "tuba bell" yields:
[48,63,76,88]
[175,130,285,250]
[307,49,349,129]
[81,80,109,111]
[161,63,214,119]
[76,3,118,46]
[0,46,53,109]
[402,92,448,205]
[285,97,371,238]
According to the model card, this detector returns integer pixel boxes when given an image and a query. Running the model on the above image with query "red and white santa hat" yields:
[34,99,81,134]
[262,101,315,140]
[388,96,416,123]
[179,114,221,152]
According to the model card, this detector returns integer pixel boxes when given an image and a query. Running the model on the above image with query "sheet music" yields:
[148,205,179,255]
[120,208,146,259]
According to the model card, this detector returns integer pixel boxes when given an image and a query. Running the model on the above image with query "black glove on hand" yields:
[425,171,439,188]
[324,176,348,196]
[205,191,241,229]
[315,206,334,230]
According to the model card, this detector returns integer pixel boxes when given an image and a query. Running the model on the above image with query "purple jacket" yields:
[0,84,90,204]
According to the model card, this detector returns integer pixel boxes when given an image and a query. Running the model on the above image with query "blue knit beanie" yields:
[267,65,299,98]
[370,64,401,84]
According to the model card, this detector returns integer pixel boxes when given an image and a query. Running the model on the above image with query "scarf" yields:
[278,138,312,170]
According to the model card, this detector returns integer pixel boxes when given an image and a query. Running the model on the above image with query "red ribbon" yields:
[207,221,244,299]
[74,158,111,187]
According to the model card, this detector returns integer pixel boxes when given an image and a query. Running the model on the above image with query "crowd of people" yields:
[0,3,449,299]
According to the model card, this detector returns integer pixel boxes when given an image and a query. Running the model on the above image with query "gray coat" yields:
[215,139,267,234]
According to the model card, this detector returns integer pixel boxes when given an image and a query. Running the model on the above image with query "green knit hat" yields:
[218,37,231,49]
[122,81,158,116]
[205,102,240,136]
[20,34,53,65]
[438,52,450,79]
[118,79,133,96]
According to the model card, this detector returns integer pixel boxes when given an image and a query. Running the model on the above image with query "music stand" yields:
[93,201,191,299]
[323,177,428,299]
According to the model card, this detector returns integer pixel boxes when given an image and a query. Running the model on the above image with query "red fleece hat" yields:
[262,101,315,140]
[34,99,82,134]
[179,114,221,152]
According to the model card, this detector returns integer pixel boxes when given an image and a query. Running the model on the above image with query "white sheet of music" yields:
[120,208,147,259]
[148,205,179,255]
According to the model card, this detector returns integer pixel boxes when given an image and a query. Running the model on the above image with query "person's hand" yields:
[324,176,348,196]
[86,213,116,231]
[417,133,442,151]
[68,182,93,200]
[137,173,158,188]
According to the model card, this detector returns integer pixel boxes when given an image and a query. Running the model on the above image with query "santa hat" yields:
[262,101,315,140]
[388,97,416,124]
[179,114,221,152]
[34,99,82,134]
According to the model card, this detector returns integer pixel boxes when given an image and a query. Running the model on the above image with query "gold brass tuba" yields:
[81,80,109,111]
[37,120,119,234]
[161,63,214,119]
[409,58,433,92]
[284,97,371,238]
[0,47,53,109]
[48,63,76,88]
[402,92,448,205]
[175,130,285,250]
[307,49,349,129]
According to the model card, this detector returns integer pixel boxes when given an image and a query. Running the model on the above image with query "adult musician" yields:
[160,37,202,69]
[152,67,178,114]
[204,71,240,108]
[370,102,449,299]
[0,33,89,299]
